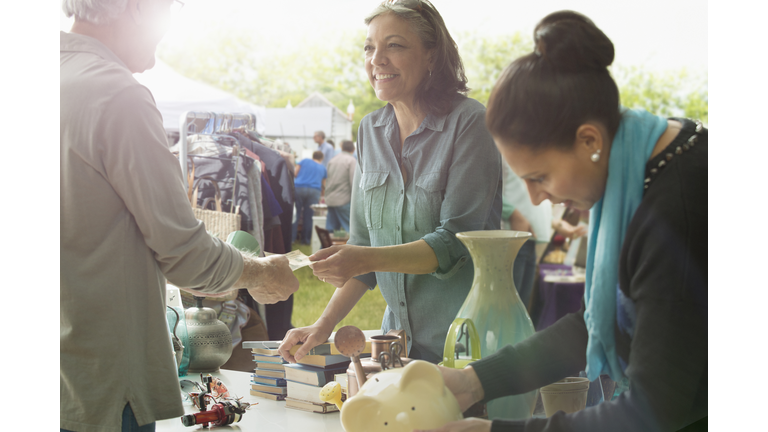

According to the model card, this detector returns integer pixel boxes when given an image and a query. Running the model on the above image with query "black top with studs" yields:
[644,118,707,191]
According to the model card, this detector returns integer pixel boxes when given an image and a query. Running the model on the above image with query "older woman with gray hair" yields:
[280,0,503,364]
[61,1,299,431]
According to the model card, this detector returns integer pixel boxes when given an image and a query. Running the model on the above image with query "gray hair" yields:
[62,0,128,25]
[364,0,468,116]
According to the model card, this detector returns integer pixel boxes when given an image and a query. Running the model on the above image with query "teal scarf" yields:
[584,108,668,382]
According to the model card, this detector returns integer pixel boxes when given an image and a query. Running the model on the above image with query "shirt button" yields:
[399,301,405,306]
[406,335,411,341]
[401,189,403,194]
[396,226,400,231]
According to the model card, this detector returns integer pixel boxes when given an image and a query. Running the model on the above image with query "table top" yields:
[157,369,345,432]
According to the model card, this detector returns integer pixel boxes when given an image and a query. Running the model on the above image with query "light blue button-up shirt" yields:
[349,95,502,362]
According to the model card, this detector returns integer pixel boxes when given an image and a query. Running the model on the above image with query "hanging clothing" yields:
[250,144,295,254]
[192,152,254,233]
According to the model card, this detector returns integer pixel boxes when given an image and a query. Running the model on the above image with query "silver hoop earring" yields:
[590,149,601,163]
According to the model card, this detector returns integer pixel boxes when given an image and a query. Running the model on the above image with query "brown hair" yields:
[312,150,324,161]
[341,140,355,153]
[486,10,621,151]
[365,0,469,116]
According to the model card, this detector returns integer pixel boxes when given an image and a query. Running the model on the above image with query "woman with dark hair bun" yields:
[279,0,503,364]
[422,10,707,432]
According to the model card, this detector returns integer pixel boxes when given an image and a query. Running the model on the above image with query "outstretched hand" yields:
[309,244,371,288]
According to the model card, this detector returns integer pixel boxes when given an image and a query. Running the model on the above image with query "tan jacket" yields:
[60,32,243,432]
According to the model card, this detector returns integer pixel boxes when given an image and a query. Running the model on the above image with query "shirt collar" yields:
[372,103,447,133]
[60,31,130,71]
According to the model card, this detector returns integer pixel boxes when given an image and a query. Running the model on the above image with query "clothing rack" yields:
[178,111,258,180]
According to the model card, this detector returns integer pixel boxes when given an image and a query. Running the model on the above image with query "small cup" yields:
[539,377,590,417]
[370,335,400,361]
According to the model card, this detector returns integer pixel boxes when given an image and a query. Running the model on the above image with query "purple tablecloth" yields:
[536,264,585,331]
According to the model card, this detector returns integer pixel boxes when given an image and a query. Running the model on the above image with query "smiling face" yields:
[495,124,610,211]
[364,12,432,108]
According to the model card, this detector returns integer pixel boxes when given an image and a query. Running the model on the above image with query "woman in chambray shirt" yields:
[279,0,502,363]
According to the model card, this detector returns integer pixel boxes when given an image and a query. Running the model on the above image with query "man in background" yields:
[60,1,299,431]
[292,151,327,245]
[314,130,335,167]
[324,140,356,233]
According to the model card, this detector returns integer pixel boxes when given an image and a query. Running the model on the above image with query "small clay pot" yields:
[370,335,400,360]
[539,377,590,417]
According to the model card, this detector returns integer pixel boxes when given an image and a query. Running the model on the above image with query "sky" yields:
[59,0,708,75]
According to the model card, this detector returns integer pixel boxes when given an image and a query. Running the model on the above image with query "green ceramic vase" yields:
[453,230,538,420]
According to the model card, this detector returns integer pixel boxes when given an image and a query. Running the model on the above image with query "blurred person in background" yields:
[324,139,357,233]
[314,130,335,167]
[292,150,327,245]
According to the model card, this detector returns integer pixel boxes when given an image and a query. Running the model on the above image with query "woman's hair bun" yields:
[533,10,614,72]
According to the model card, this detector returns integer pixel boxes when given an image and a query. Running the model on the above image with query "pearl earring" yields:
[590,149,601,163]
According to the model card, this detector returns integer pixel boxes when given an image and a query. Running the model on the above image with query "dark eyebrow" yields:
[365,35,407,43]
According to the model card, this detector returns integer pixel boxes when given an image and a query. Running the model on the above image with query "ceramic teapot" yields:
[340,360,463,432]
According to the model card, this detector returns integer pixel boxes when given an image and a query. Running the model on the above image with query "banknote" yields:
[266,250,315,271]
[285,250,314,271]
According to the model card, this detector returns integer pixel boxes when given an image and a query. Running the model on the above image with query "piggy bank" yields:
[340,360,463,432]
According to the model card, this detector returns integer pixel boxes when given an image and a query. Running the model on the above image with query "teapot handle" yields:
[442,318,481,368]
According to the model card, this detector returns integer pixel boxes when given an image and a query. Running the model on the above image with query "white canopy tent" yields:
[133,60,266,135]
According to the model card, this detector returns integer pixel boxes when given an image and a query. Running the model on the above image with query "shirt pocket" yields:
[414,171,447,232]
[361,171,389,230]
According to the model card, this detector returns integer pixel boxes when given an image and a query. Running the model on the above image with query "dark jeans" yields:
[325,202,351,232]
[292,187,321,244]
[512,239,536,308]
[61,404,155,432]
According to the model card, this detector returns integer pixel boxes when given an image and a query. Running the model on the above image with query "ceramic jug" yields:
[452,230,537,420]
[184,296,233,372]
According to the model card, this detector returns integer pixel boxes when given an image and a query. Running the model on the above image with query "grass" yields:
[290,242,388,332]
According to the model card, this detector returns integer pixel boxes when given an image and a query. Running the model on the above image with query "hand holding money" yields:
[266,250,316,271]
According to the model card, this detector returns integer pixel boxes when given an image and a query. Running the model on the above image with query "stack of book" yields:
[243,337,375,413]
[248,351,289,400]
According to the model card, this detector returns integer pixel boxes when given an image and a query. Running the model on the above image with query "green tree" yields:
[158,28,707,139]
[455,31,533,105]
[613,66,708,124]
[158,28,384,140]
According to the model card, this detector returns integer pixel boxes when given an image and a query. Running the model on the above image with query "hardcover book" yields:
[251,376,287,387]
[284,397,340,414]
[252,369,286,379]
[250,382,288,395]
[249,389,287,401]
[284,363,349,387]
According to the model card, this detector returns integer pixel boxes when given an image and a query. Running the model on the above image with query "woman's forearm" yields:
[366,239,439,275]
[316,277,371,329]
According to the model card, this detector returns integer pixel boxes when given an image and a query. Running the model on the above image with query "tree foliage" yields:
[157,28,708,141]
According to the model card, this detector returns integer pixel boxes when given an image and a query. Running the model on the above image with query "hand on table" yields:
[414,418,492,432]
[309,244,371,288]
[278,320,334,363]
